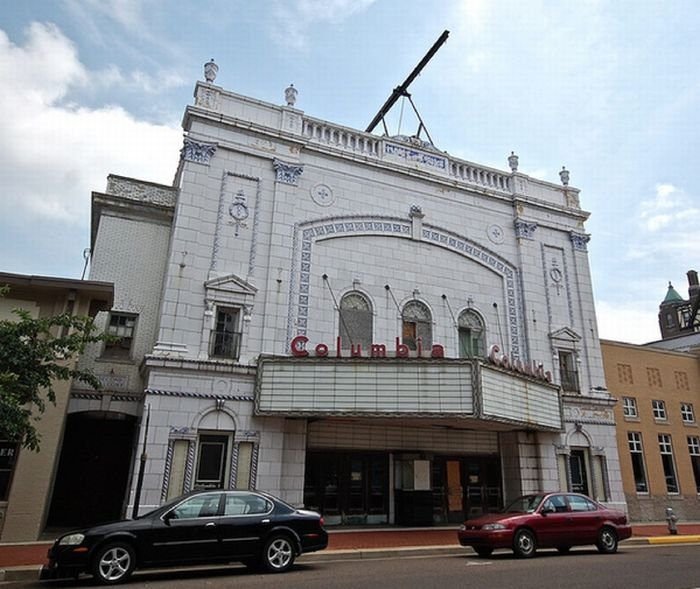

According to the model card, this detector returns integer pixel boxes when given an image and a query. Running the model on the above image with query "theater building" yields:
[84,62,625,527]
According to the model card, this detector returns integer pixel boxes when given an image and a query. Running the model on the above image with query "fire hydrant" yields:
[665,507,678,535]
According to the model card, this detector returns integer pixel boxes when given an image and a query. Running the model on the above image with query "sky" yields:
[1,0,698,345]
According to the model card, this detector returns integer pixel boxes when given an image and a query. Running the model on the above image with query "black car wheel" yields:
[596,527,618,554]
[473,547,493,558]
[261,534,295,573]
[91,542,136,585]
[513,529,537,558]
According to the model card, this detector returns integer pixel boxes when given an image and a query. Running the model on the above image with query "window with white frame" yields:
[688,436,700,494]
[681,403,695,424]
[210,307,241,359]
[652,399,667,421]
[558,350,579,393]
[338,292,372,351]
[627,432,648,493]
[658,434,679,493]
[194,434,230,490]
[103,312,137,359]
[622,397,638,418]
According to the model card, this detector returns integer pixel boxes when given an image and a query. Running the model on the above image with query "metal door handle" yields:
[262,519,270,523]
[205,522,216,527]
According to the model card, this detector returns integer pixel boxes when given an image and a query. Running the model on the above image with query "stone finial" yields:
[204,59,218,83]
[508,151,519,172]
[559,166,570,186]
[285,83,298,107]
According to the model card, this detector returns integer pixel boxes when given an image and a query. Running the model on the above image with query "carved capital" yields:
[570,232,590,252]
[514,218,538,240]
[182,138,217,165]
[273,158,304,185]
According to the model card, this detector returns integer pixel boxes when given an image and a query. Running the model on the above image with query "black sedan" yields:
[41,489,328,584]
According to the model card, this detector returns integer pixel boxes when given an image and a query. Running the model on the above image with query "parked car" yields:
[41,489,328,584]
[457,492,631,558]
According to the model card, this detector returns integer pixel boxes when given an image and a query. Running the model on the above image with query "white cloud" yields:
[0,22,181,227]
[270,0,377,49]
[639,183,700,233]
[595,299,660,345]
[64,0,148,36]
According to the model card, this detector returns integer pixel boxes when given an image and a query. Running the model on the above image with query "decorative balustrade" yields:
[450,162,511,192]
[301,117,511,194]
[302,120,380,156]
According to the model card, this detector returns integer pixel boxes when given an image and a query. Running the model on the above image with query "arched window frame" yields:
[338,291,373,350]
[457,308,485,358]
[401,300,432,351]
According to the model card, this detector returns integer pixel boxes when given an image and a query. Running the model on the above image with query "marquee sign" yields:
[488,344,553,383]
[290,336,445,359]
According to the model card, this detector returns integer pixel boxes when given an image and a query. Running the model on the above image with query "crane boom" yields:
[365,30,449,134]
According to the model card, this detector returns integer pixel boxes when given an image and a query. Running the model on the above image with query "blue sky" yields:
[1,0,698,345]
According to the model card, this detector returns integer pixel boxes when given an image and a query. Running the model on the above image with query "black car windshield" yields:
[503,495,546,513]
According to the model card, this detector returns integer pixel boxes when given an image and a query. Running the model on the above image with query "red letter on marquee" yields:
[291,335,309,357]
[396,337,409,358]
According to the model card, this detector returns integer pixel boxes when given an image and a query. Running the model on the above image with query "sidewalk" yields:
[2,523,700,582]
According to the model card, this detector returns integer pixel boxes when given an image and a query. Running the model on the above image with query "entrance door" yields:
[47,412,136,528]
[446,460,464,522]
[569,450,589,495]
[304,452,388,525]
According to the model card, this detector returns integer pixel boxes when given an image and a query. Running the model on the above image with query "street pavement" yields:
[2,522,699,582]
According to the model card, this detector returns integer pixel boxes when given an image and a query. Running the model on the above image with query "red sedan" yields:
[458,492,631,558]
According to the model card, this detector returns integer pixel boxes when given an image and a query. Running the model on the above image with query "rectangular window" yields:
[622,397,638,418]
[103,312,137,359]
[627,432,648,493]
[558,350,579,393]
[688,436,700,494]
[0,441,19,501]
[210,307,241,359]
[195,434,229,489]
[658,434,679,493]
[681,403,695,424]
[652,399,667,421]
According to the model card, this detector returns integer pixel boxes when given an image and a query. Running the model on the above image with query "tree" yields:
[0,303,109,451]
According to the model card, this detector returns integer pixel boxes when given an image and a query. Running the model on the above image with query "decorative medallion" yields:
[487,224,505,244]
[310,183,335,206]
[228,190,249,236]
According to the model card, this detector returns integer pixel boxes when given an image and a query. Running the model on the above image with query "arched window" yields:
[339,292,372,350]
[402,300,432,351]
[458,309,485,358]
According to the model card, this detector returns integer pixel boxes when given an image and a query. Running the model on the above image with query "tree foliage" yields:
[0,305,108,451]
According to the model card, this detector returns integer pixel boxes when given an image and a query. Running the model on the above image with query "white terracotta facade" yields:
[85,75,625,526]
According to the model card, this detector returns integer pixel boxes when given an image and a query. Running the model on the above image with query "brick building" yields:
[602,340,700,521]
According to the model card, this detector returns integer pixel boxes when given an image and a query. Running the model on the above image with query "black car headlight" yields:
[58,533,85,546]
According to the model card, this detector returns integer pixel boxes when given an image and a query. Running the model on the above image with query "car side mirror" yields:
[541,506,554,516]
[163,511,175,524]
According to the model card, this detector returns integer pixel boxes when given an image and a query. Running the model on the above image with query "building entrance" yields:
[47,412,136,528]
[432,455,502,523]
[304,451,388,525]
